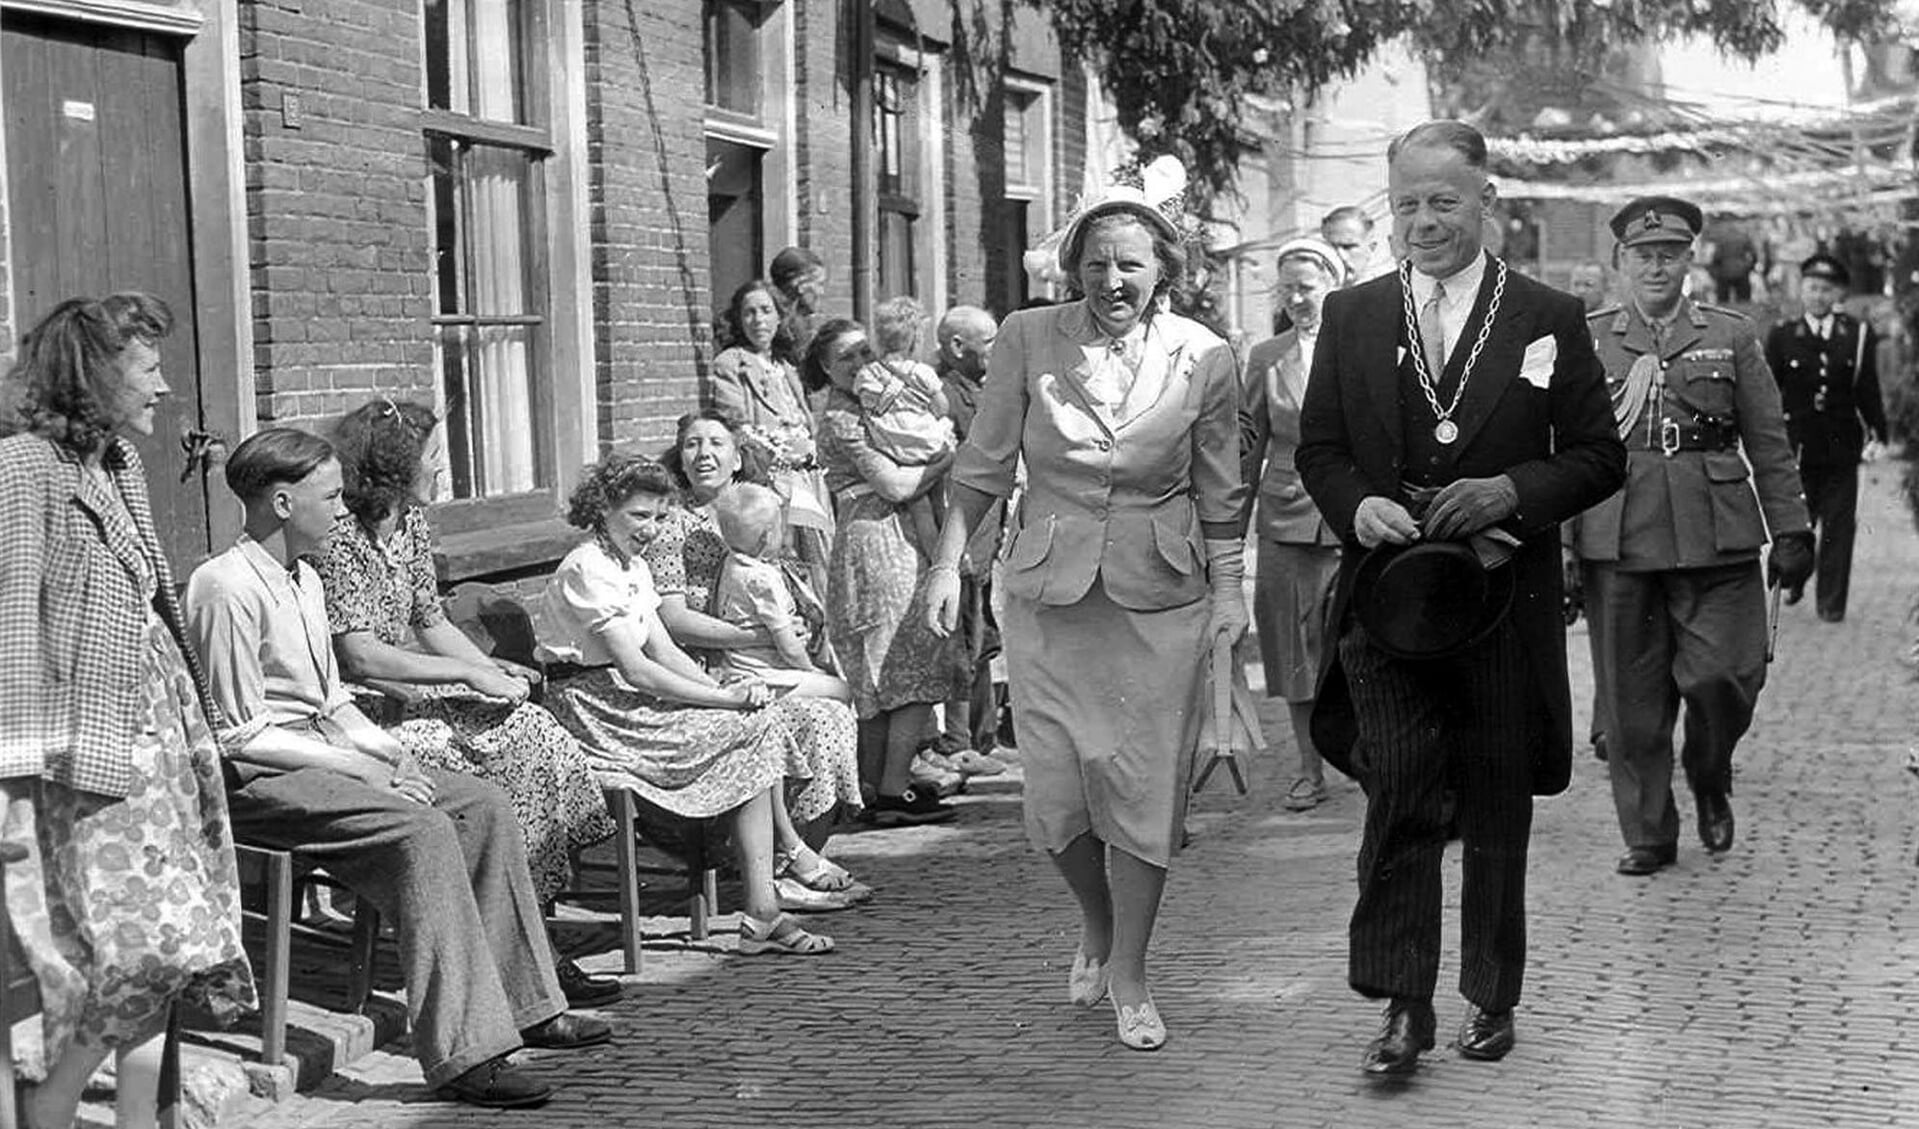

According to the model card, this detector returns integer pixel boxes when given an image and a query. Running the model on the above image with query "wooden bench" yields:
[0,840,182,1129]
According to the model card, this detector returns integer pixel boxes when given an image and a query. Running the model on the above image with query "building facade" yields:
[0,0,1086,582]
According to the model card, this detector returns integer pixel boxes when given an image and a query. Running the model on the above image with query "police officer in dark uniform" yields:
[1763,253,1888,622]
[1566,196,1814,877]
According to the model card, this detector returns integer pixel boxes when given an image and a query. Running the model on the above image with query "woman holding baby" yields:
[804,317,964,829]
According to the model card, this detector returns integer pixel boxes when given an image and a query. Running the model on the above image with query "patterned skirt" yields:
[826,492,962,719]
[546,669,859,822]
[1,615,255,1079]
[392,692,618,904]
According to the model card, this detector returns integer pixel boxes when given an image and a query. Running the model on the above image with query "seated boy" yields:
[710,482,852,702]
[184,428,610,1110]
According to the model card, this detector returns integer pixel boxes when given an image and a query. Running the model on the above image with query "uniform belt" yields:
[1643,418,1739,456]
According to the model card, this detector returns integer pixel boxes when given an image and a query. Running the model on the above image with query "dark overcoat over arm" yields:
[1294,265,1627,795]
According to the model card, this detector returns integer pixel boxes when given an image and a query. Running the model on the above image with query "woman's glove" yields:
[1205,538,1249,643]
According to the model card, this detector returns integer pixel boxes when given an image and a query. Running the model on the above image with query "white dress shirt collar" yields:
[1408,252,1487,309]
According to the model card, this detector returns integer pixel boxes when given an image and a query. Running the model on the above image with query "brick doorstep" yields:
[68,995,409,1129]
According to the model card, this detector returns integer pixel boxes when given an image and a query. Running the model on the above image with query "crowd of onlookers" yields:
[0,240,1034,1119]
[21,191,1914,1117]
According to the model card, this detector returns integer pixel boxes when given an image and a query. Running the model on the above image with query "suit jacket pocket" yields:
[1703,451,1767,552]
[1000,515,1057,602]
[1152,512,1200,576]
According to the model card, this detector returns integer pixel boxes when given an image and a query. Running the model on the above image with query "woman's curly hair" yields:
[4,293,173,454]
[564,453,678,530]
[657,410,771,491]
[333,398,439,526]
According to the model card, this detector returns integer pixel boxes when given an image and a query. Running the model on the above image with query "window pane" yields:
[438,323,543,497]
[428,136,463,315]
[430,140,545,498]
[465,145,536,317]
[879,209,915,299]
[707,137,764,315]
[875,65,916,196]
[423,0,528,123]
[704,0,762,116]
[1004,95,1028,186]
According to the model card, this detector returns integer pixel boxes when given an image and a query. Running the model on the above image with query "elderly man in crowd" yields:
[924,304,1011,773]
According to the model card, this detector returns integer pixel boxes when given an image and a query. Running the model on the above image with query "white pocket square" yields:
[1519,335,1556,390]
[1396,345,1407,368]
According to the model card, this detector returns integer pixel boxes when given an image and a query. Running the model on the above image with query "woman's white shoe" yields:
[1067,946,1110,1007]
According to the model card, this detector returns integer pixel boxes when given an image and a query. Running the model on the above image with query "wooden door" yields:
[4,13,213,565]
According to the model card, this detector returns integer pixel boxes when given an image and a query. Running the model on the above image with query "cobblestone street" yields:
[245,469,1919,1129]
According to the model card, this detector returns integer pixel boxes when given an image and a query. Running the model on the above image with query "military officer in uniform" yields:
[1763,253,1888,622]
[1567,196,1814,877]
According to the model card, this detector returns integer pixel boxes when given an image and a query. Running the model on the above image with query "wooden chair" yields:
[0,841,183,1129]
[230,843,380,1069]
[370,581,723,973]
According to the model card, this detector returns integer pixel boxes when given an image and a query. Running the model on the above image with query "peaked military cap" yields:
[1608,196,1703,247]
[1800,253,1850,287]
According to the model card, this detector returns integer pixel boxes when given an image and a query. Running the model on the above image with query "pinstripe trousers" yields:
[1338,619,1536,1012]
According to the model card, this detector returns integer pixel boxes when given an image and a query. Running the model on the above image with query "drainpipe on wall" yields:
[850,0,874,322]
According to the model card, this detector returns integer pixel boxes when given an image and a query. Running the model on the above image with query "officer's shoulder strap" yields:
[1586,303,1622,324]
[1695,302,1754,324]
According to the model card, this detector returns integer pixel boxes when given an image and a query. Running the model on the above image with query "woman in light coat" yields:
[1239,237,1348,811]
[926,171,1247,1051]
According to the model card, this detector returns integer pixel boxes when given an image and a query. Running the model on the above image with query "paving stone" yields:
[227,470,1919,1129]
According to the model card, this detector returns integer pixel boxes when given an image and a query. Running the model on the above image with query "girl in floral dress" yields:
[0,294,254,1129]
[537,454,843,954]
[316,398,621,1007]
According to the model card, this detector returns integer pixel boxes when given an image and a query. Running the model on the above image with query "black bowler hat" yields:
[1352,542,1516,661]
[1800,253,1850,287]
[1608,196,1703,248]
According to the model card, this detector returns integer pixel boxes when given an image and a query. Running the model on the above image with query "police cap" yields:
[1608,196,1703,247]
[1799,253,1850,288]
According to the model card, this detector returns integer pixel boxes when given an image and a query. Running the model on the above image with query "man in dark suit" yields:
[1297,120,1627,1077]
[1764,253,1888,622]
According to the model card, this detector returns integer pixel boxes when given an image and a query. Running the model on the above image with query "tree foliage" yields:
[1032,0,1903,213]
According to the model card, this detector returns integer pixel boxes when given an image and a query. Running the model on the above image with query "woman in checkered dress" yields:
[0,294,255,1129]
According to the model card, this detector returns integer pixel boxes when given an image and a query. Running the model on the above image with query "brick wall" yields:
[584,0,714,455]
[799,0,856,319]
[239,0,434,429]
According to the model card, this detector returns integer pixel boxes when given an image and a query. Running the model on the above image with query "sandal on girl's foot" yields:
[738,912,836,956]
[779,846,874,902]
[1113,994,1167,1051]
[1068,946,1110,1007]
[1283,777,1328,812]
[774,876,857,913]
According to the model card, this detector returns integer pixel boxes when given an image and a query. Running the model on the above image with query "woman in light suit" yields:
[1240,237,1348,812]
[927,173,1247,1051]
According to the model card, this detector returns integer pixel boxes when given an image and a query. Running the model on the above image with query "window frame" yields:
[416,0,594,573]
[702,0,794,312]
[872,36,946,313]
